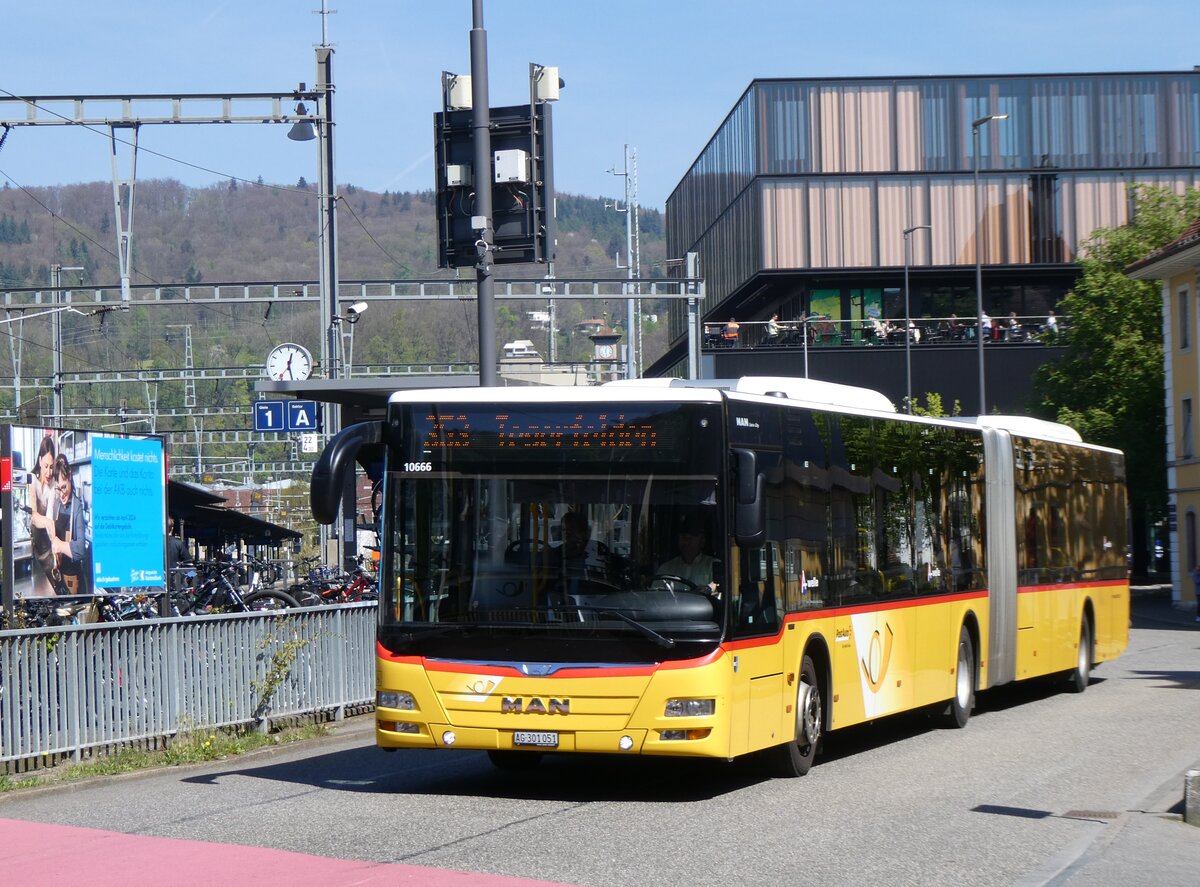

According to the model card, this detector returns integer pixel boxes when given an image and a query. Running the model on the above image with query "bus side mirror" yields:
[733,448,765,546]
[310,421,385,525]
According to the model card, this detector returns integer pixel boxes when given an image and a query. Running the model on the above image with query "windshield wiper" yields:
[572,605,676,649]
[396,622,481,642]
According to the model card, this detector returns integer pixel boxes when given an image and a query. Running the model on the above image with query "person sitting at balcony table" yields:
[722,317,740,347]
[907,318,921,344]
[868,316,890,341]
[949,313,964,340]
[980,311,993,341]
[766,313,781,342]
[1043,310,1058,334]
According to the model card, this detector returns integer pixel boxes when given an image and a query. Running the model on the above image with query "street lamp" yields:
[903,225,930,414]
[337,301,368,378]
[972,113,1007,416]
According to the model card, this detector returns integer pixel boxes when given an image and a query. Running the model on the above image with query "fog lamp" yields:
[380,721,420,734]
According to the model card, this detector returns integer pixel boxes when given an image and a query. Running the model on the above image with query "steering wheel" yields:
[506,539,547,555]
[650,574,698,594]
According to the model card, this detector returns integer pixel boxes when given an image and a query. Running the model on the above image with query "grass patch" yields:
[0,723,328,793]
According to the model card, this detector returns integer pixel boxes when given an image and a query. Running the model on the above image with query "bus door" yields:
[728,539,785,755]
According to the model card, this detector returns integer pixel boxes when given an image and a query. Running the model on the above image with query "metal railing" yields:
[706,315,1064,350]
[0,603,376,772]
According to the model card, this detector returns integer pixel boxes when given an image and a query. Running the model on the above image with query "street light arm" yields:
[972,113,1009,129]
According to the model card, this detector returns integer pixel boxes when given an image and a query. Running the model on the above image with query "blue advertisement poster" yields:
[91,436,166,589]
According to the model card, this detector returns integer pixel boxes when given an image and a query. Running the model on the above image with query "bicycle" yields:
[290,555,378,605]
[170,560,299,615]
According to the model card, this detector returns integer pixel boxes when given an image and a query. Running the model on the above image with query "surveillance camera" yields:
[346,301,369,322]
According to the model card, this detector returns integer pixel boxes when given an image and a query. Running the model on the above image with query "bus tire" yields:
[487,750,543,770]
[765,654,822,778]
[1065,619,1092,694]
[944,624,975,728]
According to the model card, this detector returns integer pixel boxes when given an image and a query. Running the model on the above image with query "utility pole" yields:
[164,324,196,409]
[607,145,640,379]
[50,263,84,422]
[470,0,497,387]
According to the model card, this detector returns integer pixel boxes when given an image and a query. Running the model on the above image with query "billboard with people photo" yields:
[1,425,166,602]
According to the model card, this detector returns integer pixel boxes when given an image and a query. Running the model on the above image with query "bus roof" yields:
[382,377,1112,451]
[944,415,1083,442]
[605,376,897,413]
[385,377,896,411]
[386,383,724,405]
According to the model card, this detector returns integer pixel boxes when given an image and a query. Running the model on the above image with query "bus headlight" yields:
[665,698,715,717]
[378,690,416,710]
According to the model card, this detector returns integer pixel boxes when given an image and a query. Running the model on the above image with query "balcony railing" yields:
[704,316,1063,350]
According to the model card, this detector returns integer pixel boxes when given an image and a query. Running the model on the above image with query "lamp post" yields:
[902,225,930,414]
[972,113,1007,416]
[340,301,368,378]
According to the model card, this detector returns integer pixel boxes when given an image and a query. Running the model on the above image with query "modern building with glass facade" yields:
[657,71,1200,411]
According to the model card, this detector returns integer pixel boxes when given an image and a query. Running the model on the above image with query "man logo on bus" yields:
[860,623,895,693]
[501,697,570,714]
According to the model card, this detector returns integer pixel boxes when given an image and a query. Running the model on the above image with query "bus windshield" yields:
[380,401,726,663]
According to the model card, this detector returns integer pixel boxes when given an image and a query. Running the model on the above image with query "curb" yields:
[0,713,376,801]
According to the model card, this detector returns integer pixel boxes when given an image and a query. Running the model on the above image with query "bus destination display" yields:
[423,411,661,451]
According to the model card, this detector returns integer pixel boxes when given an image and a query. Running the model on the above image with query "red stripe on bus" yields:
[1017,578,1129,594]
[721,590,991,652]
[379,647,726,679]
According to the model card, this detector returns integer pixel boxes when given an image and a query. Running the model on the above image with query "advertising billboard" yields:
[2,425,166,603]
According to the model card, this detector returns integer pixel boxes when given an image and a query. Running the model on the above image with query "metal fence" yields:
[0,603,376,772]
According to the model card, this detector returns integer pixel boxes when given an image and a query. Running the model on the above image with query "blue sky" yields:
[1,1,1197,210]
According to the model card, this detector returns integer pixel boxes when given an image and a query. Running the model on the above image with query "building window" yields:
[1181,290,1191,350]
[1187,510,1197,573]
[1183,397,1194,460]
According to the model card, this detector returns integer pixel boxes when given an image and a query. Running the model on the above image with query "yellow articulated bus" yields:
[310,376,1128,776]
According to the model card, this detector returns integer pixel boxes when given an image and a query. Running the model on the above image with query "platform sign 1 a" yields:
[253,400,286,432]
[286,400,319,431]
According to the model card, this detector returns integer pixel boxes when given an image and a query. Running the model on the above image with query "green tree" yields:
[1033,185,1200,574]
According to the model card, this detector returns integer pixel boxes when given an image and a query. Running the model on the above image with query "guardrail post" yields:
[334,606,346,721]
[67,633,82,762]
[1186,769,1200,826]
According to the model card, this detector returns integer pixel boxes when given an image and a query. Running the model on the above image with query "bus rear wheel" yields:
[1065,619,1092,693]
[944,624,975,728]
[765,654,822,778]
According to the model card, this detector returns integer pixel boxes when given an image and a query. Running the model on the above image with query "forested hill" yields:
[0,179,665,288]
[0,179,672,421]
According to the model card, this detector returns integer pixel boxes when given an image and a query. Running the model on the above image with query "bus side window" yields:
[735,542,781,635]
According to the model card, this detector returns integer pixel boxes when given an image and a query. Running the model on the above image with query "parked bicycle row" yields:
[1,556,378,629]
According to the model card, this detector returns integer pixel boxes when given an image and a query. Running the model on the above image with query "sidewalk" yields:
[1047,584,1200,886]
[1130,584,1200,628]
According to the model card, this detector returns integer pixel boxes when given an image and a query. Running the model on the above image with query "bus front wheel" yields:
[1065,619,1092,693]
[944,624,975,728]
[765,654,822,778]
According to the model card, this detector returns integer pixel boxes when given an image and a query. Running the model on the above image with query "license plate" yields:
[513,730,559,748]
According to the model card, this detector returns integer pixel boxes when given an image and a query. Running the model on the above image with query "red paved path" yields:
[0,818,571,886]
